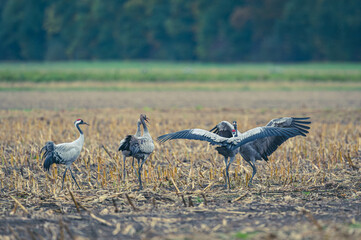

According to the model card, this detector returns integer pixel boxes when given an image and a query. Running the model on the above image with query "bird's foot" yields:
[247,181,254,188]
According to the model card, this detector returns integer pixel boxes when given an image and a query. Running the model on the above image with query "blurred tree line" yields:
[0,0,360,62]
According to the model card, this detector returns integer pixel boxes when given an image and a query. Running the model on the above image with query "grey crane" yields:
[118,118,142,180]
[157,117,310,188]
[209,120,241,189]
[210,117,311,187]
[40,119,89,190]
[118,114,154,190]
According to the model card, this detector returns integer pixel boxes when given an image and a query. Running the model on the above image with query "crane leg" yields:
[122,155,126,181]
[69,168,81,190]
[138,157,147,190]
[61,168,68,190]
[247,159,257,186]
[132,157,138,177]
[223,157,228,188]
[226,156,236,189]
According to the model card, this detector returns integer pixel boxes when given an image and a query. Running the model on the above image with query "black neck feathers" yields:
[76,123,83,135]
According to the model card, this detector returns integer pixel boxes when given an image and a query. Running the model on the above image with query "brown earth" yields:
[0,90,360,110]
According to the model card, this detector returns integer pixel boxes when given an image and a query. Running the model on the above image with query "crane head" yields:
[140,114,150,124]
[232,121,238,137]
[74,119,89,126]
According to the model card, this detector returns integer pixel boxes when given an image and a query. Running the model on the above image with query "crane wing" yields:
[120,135,154,155]
[54,143,81,163]
[210,121,241,138]
[158,123,307,150]
[239,117,311,160]
[131,137,154,154]
[266,117,310,136]
[230,126,307,150]
[157,128,229,145]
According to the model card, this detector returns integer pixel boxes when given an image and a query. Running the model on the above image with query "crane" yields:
[157,117,310,188]
[118,114,154,190]
[209,120,240,189]
[40,119,89,190]
[118,118,142,180]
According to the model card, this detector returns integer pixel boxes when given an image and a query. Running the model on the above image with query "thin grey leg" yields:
[61,168,68,190]
[226,156,236,189]
[223,157,228,188]
[123,155,126,181]
[247,159,257,185]
[138,157,147,190]
[69,168,81,189]
[132,157,138,177]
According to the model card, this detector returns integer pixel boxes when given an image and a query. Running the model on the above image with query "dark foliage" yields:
[0,0,360,61]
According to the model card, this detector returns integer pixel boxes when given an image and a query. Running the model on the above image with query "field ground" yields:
[0,87,361,239]
[2,81,361,91]
[1,90,361,110]
[1,61,361,239]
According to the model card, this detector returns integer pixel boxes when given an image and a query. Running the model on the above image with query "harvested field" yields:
[1,85,361,240]
[1,100,361,239]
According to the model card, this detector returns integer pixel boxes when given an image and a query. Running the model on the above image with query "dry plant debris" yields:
[0,108,360,239]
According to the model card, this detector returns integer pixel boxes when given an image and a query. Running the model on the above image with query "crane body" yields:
[40,119,89,190]
[158,117,311,188]
[119,114,154,190]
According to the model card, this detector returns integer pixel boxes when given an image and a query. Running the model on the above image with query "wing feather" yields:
[246,117,311,160]
[157,129,228,145]
[230,126,305,149]
[158,125,306,151]
[54,144,80,163]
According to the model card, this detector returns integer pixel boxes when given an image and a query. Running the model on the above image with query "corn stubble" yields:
[0,108,360,239]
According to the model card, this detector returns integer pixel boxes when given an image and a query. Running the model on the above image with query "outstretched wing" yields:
[157,129,229,145]
[266,117,310,136]
[158,126,306,151]
[245,117,311,160]
[230,126,306,150]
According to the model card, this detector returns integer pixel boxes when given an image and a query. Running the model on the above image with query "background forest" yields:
[1,0,360,62]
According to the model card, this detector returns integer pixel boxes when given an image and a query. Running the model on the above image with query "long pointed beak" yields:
[83,122,90,126]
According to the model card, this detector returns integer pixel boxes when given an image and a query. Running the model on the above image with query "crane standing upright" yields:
[209,121,240,189]
[119,114,154,190]
[40,119,89,190]
[118,119,142,180]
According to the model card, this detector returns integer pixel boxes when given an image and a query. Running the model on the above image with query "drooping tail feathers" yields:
[118,135,132,152]
[40,141,56,171]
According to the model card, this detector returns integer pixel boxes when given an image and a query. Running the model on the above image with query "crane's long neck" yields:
[141,119,151,137]
[135,120,142,137]
[75,123,85,145]
[76,123,84,135]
